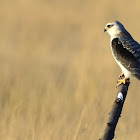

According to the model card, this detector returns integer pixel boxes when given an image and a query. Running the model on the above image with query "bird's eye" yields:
[107,24,113,28]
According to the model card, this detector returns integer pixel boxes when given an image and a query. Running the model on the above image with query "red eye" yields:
[107,25,111,28]
[107,24,113,28]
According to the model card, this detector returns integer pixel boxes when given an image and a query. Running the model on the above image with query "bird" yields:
[104,21,140,87]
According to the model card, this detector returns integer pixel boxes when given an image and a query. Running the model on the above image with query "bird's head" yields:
[104,21,126,37]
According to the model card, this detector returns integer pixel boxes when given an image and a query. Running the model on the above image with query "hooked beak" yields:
[104,28,107,32]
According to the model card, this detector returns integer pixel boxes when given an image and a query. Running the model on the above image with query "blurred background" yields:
[0,0,140,139]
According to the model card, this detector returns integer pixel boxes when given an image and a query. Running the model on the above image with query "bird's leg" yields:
[119,73,124,78]
[117,77,130,87]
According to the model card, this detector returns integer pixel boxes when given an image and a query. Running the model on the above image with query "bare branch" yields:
[99,76,130,140]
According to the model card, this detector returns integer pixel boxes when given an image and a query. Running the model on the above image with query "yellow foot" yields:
[117,78,130,87]
[119,73,124,77]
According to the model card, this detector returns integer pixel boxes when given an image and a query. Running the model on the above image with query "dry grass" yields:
[0,0,140,139]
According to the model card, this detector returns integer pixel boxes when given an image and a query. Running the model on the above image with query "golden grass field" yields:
[1,0,140,139]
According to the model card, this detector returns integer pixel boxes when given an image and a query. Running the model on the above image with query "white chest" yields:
[111,50,132,78]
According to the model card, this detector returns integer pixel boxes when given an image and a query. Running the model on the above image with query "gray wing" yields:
[111,37,140,75]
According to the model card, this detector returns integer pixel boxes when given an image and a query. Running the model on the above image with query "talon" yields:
[119,73,124,78]
[117,78,130,87]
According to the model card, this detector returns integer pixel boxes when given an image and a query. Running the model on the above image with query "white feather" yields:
[117,92,123,101]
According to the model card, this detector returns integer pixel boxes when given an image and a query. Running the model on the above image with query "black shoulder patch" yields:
[112,38,120,47]
[111,38,137,67]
